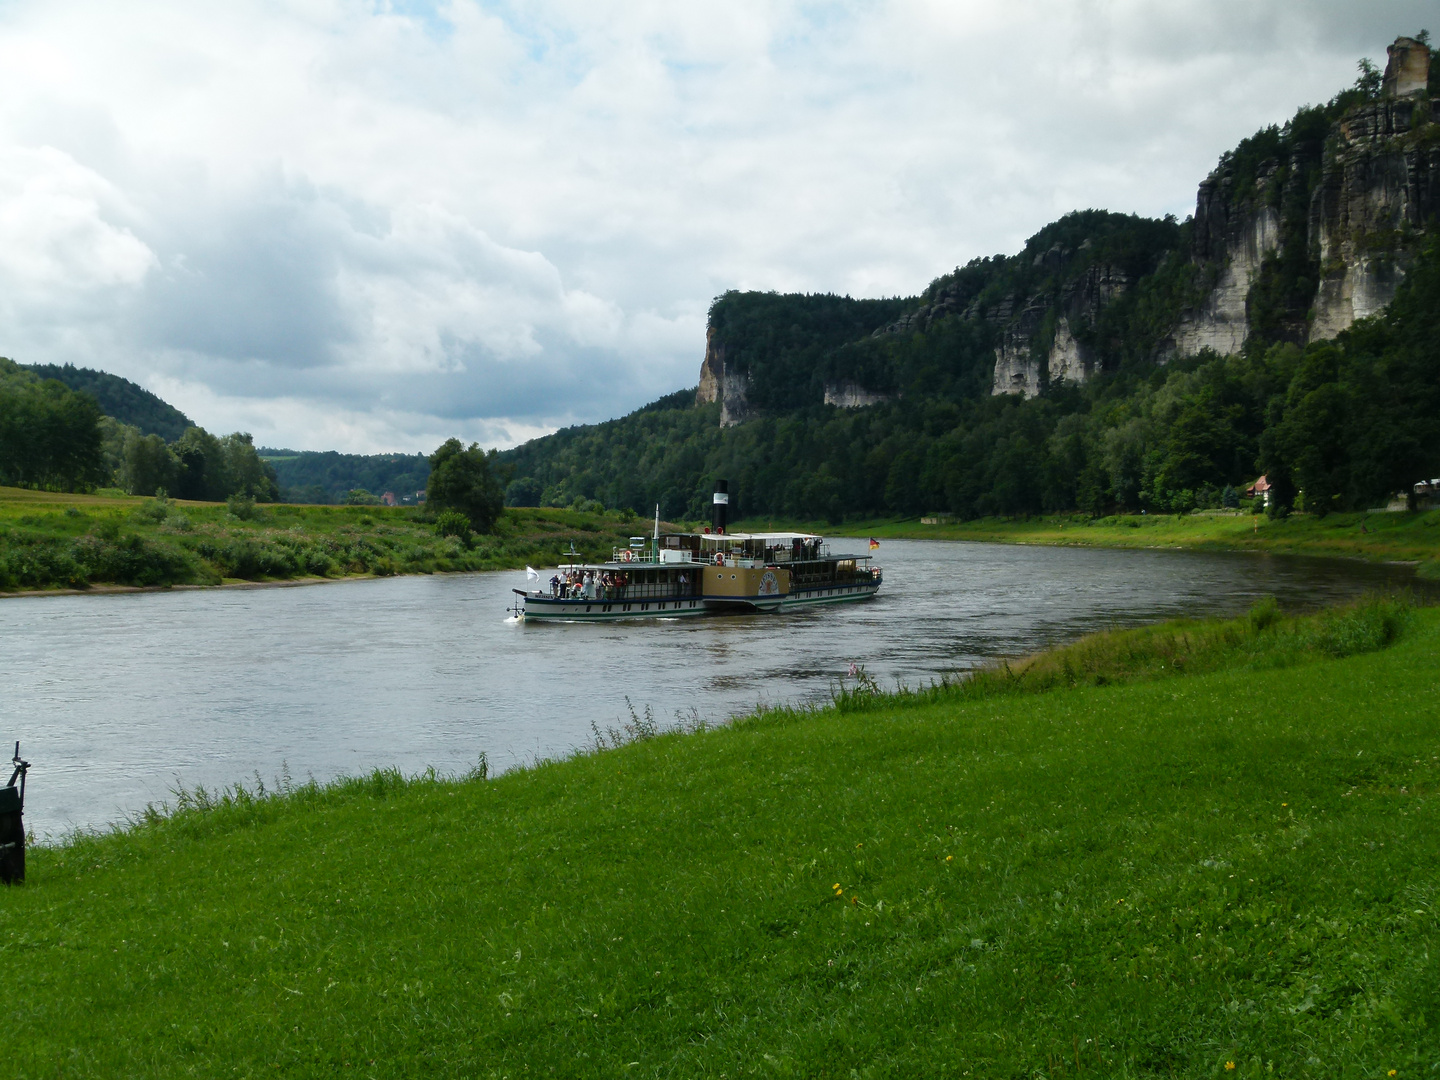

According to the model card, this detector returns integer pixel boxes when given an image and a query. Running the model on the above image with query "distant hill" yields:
[259,449,430,504]
[22,363,194,442]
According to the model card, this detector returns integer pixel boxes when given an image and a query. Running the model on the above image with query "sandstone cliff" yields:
[988,256,1132,397]
[1163,35,1437,360]
[1163,172,1283,358]
[1308,93,1440,339]
[695,36,1438,420]
[694,326,750,427]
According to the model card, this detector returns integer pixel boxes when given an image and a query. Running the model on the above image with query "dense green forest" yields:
[258,449,431,504]
[501,67,1440,523]
[22,362,193,441]
[0,359,108,491]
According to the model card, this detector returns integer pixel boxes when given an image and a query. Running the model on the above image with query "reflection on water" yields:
[3,538,1427,837]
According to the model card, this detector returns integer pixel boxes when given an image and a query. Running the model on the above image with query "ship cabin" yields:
[658,530,877,592]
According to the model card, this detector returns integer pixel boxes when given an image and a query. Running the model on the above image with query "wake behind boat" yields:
[511,482,882,621]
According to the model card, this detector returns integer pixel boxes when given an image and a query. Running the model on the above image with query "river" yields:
[3,538,1427,838]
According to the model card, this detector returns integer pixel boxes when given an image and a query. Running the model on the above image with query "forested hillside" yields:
[22,363,193,441]
[259,450,431,504]
[500,52,1440,523]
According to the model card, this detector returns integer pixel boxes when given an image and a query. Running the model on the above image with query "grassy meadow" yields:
[5,597,1438,1077]
[0,486,656,593]
[736,509,1440,578]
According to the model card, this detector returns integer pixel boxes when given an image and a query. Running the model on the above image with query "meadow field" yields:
[5,597,1437,1077]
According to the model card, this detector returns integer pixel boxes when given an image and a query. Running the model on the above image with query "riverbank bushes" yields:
[8,600,1438,1076]
[0,488,646,592]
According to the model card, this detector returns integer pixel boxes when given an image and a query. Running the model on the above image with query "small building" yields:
[1415,478,1440,509]
[381,491,397,507]
[1245,475,1271,507]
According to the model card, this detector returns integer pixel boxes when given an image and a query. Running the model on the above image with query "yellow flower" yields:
[1224,1063,1235,1072]
[833,883,840,890]
[1389,1071,1397,1077]
[946,855,954,862]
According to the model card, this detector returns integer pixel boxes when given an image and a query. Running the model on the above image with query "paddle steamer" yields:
[511,482,882,621]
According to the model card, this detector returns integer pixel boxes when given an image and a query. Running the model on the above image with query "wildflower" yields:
[946,855,953,862]
[1224,1064,1235,1072]
[1389,1072,1397,1077]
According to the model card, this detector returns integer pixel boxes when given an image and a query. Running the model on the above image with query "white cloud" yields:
[0,0,1426,450]
[0,145,154,304]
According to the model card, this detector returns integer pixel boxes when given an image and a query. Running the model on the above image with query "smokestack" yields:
[712,480,729,535]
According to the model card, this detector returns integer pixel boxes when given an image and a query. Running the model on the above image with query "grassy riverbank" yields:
[7,597,1438,1077]
[736,509,1440,576]
[0,486,655,593]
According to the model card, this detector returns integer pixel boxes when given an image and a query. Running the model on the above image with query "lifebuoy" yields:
[714,552,725,566]
[622,549,633,562]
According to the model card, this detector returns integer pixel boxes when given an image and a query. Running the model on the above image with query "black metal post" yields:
[0,742,28,885]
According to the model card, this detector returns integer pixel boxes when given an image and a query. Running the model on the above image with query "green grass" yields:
[733,509,1440,567]
[0,486,655,592]
[6,599,1439,1077]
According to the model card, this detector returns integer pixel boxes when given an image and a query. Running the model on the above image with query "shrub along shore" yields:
[5,596,1438,1076]
[0,486,655,594]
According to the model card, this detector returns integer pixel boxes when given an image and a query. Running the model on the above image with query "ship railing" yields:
[543,582,703,602]
[610,547,658,564]
[607,547,705,565]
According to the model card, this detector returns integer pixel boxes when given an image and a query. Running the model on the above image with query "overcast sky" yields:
[0,2,1426,452]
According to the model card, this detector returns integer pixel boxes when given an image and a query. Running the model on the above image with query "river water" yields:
[2,538,1427,838]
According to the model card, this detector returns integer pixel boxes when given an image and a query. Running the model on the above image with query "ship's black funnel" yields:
[712,480,729,535]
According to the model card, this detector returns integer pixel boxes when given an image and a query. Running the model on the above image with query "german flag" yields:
[868,538,880,550]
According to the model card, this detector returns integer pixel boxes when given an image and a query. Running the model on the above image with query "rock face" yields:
[823,381,893,408]
[1161,37,1437,357]
[1049,317,1087,384]
[1307,93,1440,340]
[1384,36,1430,98]
[1166,174,1282,358]
[990,302,1045,398]
[695,326,750,427]
[990,259,1129,397]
